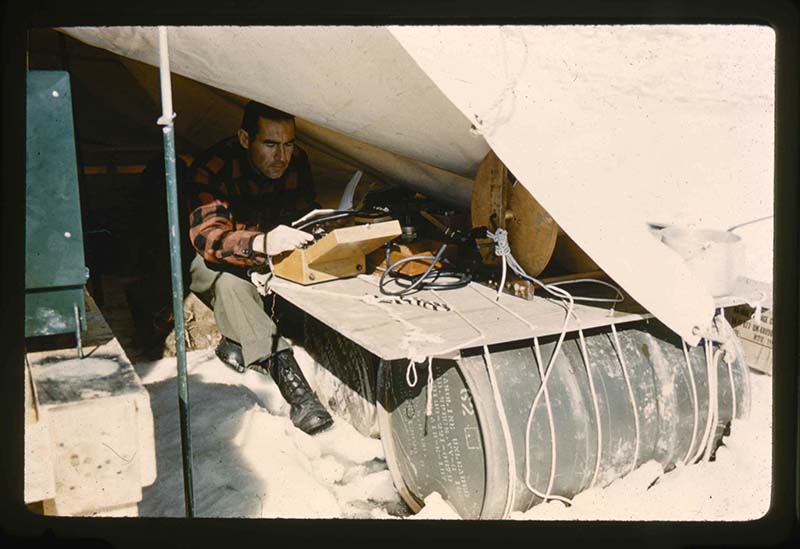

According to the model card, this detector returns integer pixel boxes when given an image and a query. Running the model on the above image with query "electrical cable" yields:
[380,243,447,296]
[379,243,472,297]
[292,208,389,231]
[294,211,354,230]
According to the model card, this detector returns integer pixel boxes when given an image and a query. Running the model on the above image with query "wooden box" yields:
[272,220,401,285]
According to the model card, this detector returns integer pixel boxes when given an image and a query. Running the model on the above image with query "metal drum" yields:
[376,319,750,519]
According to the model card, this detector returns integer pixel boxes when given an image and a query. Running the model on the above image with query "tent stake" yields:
[157,25,195,518]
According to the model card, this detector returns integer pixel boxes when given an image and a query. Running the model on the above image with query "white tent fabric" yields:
[390,25,774,344]
[115,56,475,208]
[61,25,774,344]
[61,26,489,176]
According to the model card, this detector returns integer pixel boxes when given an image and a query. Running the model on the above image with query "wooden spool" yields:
[470,150,558,277]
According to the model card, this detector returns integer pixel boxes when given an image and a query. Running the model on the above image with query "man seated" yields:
[187,100,333,435]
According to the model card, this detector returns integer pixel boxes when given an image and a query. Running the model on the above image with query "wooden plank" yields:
[42,395,145,516]
[272,274,763,361]
[270,274,651,361]
[24,360,56,504]
[25,289,157,515]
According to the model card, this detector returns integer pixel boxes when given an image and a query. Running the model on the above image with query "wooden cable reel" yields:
[471,150,558,276]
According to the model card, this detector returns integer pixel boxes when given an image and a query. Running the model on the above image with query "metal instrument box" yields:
[25,71,88,337]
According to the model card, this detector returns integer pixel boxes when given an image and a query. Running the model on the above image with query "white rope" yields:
[577,328,603,488]
[526,336,570,504]
[681,339,700,466]
[406,359,419,387]
[610,322,640,476]
[497,255,508,301]
[713,312,740,422]
[480,344,518,517]
[482,230,622,503]
[469,281,572,502]
[488,228,624,306]
[689,338,717,464]
[425,356,434,417]
[472,279,597,501]
[701,342,720,462]
[726,353,738,421]
[431,288,517,517]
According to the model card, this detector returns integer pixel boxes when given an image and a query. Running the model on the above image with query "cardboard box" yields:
[725,305,773,375]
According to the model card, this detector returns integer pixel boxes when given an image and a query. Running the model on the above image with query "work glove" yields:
[265,224,314,256]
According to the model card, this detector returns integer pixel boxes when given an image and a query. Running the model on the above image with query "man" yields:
[187,101,333,435]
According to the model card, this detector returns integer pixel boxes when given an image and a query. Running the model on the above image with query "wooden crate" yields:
[272,220,401,285]
[725,305,773,375]
[25,291,157,516]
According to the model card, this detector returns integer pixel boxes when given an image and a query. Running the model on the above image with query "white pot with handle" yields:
[660,226,745,297]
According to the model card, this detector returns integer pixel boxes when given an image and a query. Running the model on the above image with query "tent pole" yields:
[156,25,195,518]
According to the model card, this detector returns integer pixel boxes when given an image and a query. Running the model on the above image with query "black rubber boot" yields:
[215,337,246,373]
[269,350,334,435]
[215,338,273,376]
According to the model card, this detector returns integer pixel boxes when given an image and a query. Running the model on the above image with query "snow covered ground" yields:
[134,344,772,521]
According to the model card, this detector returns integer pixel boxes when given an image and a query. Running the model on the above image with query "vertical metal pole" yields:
[157,26,195,518]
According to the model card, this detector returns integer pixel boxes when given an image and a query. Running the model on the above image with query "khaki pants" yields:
[189,254,290,366]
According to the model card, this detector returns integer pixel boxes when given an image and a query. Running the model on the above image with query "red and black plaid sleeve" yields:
[188,144,266,268]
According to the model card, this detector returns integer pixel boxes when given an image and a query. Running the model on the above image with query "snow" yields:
[134,345,771,521]
[135,347,409,519]
[508,370,772,521]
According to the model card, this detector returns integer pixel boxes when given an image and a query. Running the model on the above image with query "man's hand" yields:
[263,224,314,256]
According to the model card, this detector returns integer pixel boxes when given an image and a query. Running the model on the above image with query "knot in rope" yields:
[491,228,511,258]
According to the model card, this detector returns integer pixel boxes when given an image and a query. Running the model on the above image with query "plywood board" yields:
[270,275,651,361]
[272,274,760,361]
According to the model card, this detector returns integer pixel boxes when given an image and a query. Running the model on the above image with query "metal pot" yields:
[660,226,744,297]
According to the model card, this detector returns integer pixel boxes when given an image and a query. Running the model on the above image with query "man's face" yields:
[239,117,296,179]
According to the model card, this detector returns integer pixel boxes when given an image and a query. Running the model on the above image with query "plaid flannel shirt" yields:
[188,136,316,272]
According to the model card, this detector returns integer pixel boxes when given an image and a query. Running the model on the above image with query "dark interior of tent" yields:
[26,28,402,361]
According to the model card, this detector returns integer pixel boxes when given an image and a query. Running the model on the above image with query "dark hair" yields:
[241,101,294,136]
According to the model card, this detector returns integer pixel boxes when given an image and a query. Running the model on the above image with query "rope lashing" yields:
[425,357,434,417]
[681,339,700,465]
[610,322,641,476]
[486,228,624,305]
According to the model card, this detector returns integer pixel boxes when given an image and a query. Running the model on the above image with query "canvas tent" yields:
[52,25,774,345]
